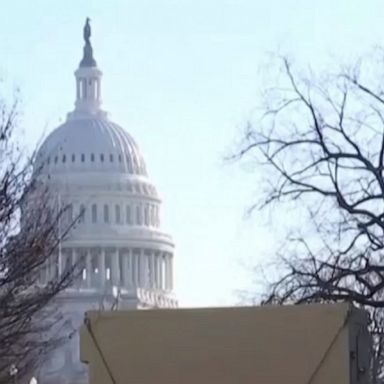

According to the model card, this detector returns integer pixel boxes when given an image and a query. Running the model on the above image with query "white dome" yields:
[36,116,147,176]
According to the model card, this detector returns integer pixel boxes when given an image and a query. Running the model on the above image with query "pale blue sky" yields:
[0,0,383,306]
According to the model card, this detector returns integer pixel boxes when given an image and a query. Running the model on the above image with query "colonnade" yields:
[43,247,173,291]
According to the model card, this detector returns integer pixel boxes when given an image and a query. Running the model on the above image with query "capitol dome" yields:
[32,19,176,384]
[36,117,148,176]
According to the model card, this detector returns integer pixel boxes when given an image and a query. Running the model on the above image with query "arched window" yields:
[100,154,104,162]
[67,204,73,223]
[155,206,159,227]
[79,204,86,223]
[72,154,75,162]
[62,154,66,163]
[91,204,97,223]
[81,154,85,162]
[115,204,121,224]
[118,154,122,162]
[54,156,58,164]
[144,205,149,226]
[91,153,95,162]
[104,204,109,223]
[150,205,155,226]
[136,206,142,225]
[110,154,114,162]
[126,205,131,225]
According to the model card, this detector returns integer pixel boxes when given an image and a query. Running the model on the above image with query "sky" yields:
[0,0,384,306]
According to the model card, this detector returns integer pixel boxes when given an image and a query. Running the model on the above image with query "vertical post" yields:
[99,248,106,288]
[169,253,173,290]
[154,252,160,289]
[112,248,120,286]
[73,248,79,288]
[132,252,136,286]
[150,251,156,289]
[86,249,92,288]
[123,250,129,288]
[159,252,164,290]
[139,249,145,287]
[164,253,169,291]
[128,249,133,287]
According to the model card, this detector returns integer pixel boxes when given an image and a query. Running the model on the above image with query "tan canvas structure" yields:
[80,303,371,384]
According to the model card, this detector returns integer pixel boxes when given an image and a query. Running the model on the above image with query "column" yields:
[41,257,47,285]
[86,249,92,288]
[155,252,160,289]
[123,249,133,288]
[97,79,101,100]
[139,249,145,288]
[165,253,170,291]
[121,251,127,287]
[159,252,164,291]
[112,248,120,286]
[134,252,140,287]
[73,248,79,288]
[99,248,106,288]
[70,248,75,269]
[58,248,62,277]
[169,253,173,290]
[150,251,156,289]
[131,252,135,286]
[79,249,85,288]
[48,253,55,281]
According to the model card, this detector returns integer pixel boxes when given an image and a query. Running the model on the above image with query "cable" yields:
[84,315,117,384]
[306,306,353,384]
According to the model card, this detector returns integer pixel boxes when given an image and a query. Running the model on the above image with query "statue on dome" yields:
[80,17,97,67]
[84,17,91,45]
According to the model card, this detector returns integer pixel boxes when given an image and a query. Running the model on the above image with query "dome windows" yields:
[126,205,131,224]
[41,150,149,176]
[144,206,149,226]
[91,204,97,223]
[136,205,143,226]
[67,204,73,223]
[46,152,136,168]
[103,204,109,223]
[79,204,86,223]
[36,118,148,176]
[115,205,121,224]
[70,202,158,227]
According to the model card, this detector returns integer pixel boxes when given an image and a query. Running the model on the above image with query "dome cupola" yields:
[35,19,148,178]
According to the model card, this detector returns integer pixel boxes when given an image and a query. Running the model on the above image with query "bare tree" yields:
[0,96,77,384]
[233,54,384,382]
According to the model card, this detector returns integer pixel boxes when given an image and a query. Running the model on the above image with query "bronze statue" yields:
[84,17,91,45]
[80,17,96,67]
